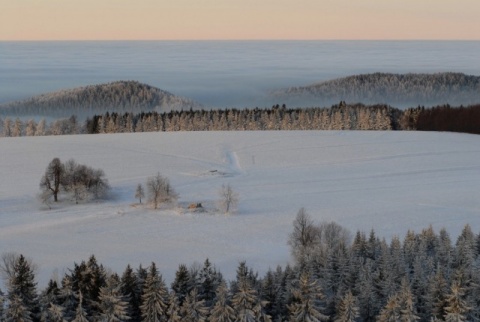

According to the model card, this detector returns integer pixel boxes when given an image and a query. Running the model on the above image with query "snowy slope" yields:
[0,131,479,286]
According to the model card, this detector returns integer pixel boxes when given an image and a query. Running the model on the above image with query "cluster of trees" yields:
[2,210,480,321]
[274,72,480,108]
[1,116,80,137]
[84,103,399,134]
[136,173,179,210]
[0,81,201,119]
[39,158,110,206]
[403,104,480,134]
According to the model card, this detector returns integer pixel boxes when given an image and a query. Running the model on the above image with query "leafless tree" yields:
[40,157,65,202]
[218,183,239,214]
[146,173,178,209]
[288,208,320,263]
[135,183,145,204]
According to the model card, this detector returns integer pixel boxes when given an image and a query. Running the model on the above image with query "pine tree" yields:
[444,281,470,322]
[140,262,169,322]
[397,279,419,322]
[231,262,270,322]
[198,258,221,307]
[180,288,209,322]
[121,264,141,321]
[97,275,130,321]
[71,292,89,322]
[7,254,39,322]
[209,282,236,322]
[58,277,78,320]
[171,264,190,306]
[46,303,67,322]
[288,271,328,322]
[377,295,400,322]
[166,292,181,322]
[334,291,359,322]
[5,293,33,322]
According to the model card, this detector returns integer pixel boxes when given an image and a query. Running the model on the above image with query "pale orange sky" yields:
[1,0,479,41]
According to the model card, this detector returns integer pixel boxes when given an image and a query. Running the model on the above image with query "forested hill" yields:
[0,81,203,119]
[271,72,480,108]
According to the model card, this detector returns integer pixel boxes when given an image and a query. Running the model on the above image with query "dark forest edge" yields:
[1,212,479,321]
[2,102,480,137]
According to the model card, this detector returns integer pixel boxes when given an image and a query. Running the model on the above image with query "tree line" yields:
[1,210,480,321]
[2,103,479,137]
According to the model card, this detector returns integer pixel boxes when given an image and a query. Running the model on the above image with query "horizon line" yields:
[1,38,480,43]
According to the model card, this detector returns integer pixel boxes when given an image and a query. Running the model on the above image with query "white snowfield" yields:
[0,131,479,287]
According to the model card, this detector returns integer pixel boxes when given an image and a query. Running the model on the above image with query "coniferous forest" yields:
[2,210,480,321]
[2,103,479,138]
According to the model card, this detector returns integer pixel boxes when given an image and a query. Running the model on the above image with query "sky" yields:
[1,0,480,41]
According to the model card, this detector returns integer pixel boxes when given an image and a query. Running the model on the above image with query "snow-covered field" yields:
[1,131,479,287]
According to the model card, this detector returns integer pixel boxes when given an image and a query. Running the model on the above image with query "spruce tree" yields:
[334,291,359,322]
[166,292,182,322]
[140,262,169,322]
[171,264,190,306]
[7,254,39,322]
[71,292,89,322]
[121,264,141,321]
[180,288,209,322]
[209,282,236,322]
[288,271,328,322]
[231,262,270,321]
[97,276,130,321]
[444,281,470,322]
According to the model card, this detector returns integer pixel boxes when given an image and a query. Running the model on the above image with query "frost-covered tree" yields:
[180,288,208,322]
[40,158,65,202]
[444,281,470,322]
[35,119,46,136]
[288,208,320,265]
[166,292,181,322]
[97,276,130,322]
[209,282,236,322]
[6,254,39,322]
[288,271,328,322]
[140,262,169,321]
[121,264,141,321]
[231,262,270,322]
[71,292,89,322]
[135,183,145,204]
[171,264,190,306]
[25,119,37,136]
[12,118,23,137]
[377,295,400,322]
[146,173,178,209]
[334,291,359,322]
[217,183,239,214]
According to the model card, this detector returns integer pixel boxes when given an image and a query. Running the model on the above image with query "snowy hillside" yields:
[0,81,203,120]
[271,72,480,108]
[0,131,479,287]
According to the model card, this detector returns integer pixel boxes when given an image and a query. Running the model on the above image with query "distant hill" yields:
[0,81,203,119]
[270,72,480,108]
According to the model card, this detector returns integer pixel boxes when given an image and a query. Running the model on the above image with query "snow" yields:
[0,131,479,287]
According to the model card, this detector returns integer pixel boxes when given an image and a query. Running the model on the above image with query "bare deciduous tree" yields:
[288,208,320,263]
[135,183,145,204]
[218,183,239,214]
[146,173,178,209]
[40,157,65,202]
